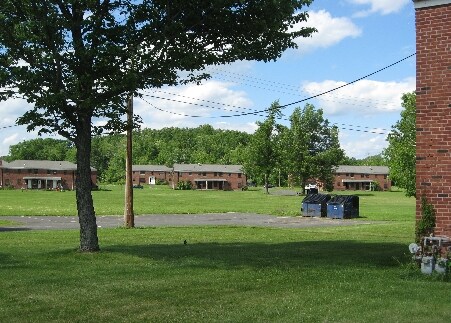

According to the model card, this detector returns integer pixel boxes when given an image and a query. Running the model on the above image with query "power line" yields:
[1,54,414,135]
[141,96,388,135]
[278,53,416,109]
[209,66,403,106]
[141,89,391,132]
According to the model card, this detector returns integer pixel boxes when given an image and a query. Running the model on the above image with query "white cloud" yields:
[339,131,388,159]
[211,121,258,134]
[348,0,410,17]
[293,10,362,52]
[301,77,415,115]
[135,80,254,129]
[2,133,19,146]
[0,97,31,127]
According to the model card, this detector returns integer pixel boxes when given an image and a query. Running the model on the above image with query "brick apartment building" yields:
[414,0,451,237]
[172,164,246,190]
[333,165,391,191]
[0,159,97,190]
[132,165,172,185]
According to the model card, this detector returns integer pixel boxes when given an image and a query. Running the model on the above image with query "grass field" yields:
[0,185,416,221]
[1,186,449,322]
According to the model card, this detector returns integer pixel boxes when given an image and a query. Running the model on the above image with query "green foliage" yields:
[244,101,283,191]
[342,154,388,166]
[175,180,193,190]
[384,92,416,197]
[6,138,74,162]
[0,0,316,250]
[282,104,344,192]
[415,196,436,242]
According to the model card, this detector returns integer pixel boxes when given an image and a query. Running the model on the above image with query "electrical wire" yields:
[141,96,388,135]
[141,88,391,132]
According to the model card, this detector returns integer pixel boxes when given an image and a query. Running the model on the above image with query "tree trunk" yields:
[265,173,269,194]
[75,116,100,252]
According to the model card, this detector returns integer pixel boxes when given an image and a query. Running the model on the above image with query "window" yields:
[350,173,354,177]
[33,169,38,174]
[214,172,217,177]
[140,171,145,175]
[384,175,387,179]
[203,172,206,176]
[139,178,145,183]
[47,170,51,174]
[238,173,242,178]
[17,169,21,174]
[361,174,364,178]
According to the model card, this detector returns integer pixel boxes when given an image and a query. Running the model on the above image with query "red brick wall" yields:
[334,173,391,191]
[1,168,97,190]
[132,170,171,185]
[173,171,247,190]
[415,3,451,237]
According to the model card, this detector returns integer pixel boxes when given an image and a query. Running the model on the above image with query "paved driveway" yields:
[0,213,376,231]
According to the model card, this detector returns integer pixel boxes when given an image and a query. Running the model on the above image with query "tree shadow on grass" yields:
[104,240,407,270]
[0,227,31,232]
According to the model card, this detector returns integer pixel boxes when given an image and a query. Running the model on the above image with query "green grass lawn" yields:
[0,185,416,221]
[2,186,446,322]
[0,224,449,323]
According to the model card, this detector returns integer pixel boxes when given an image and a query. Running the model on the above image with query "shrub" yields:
[415,196,436,242]
[176,181,192,190]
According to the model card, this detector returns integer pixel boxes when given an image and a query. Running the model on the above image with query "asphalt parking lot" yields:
[0,213,376,231]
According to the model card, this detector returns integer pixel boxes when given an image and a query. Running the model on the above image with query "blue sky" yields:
[0,0,416,159]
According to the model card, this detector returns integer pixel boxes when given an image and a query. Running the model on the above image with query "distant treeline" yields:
[4,125,386,184]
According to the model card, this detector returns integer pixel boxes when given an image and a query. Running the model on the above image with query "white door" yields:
[149,176,156,185]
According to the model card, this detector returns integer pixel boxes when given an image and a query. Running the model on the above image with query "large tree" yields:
[283,103,343,193]
[384,92,416,197]
[245,101,282,193]
[0,1,315,251]
[6,138,74,162]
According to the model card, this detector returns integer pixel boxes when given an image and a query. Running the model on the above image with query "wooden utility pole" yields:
[124,94,134,228]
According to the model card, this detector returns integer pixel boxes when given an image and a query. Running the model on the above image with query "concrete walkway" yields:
[0,213,376,231]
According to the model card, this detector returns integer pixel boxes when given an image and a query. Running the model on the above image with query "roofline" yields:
[413,0,451,9]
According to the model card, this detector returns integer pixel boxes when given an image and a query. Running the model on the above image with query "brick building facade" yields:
[414,0,451,237]
[333,166,391,191]
[172,164,246,190]
[131,165,172,185]
[0,159,97,190]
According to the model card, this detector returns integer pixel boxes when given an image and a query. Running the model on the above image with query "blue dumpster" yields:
[301,194,331,217]
[326,195,359,219]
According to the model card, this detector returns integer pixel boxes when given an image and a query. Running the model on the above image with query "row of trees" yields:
[5,101,345,192]
[4,125,251,182]
[5,93,415,198]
